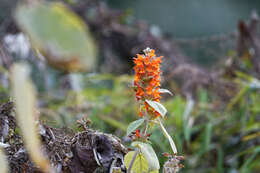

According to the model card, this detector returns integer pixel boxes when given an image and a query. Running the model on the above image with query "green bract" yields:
[145,100,167,117]
[127,118,145,136]
[158,88,173,96]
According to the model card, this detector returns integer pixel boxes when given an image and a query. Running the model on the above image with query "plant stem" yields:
[127,149,139,173]
[143,119,149,136]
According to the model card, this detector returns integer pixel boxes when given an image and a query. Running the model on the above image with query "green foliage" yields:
[158,89,173,96]
[127,118,145,136]
[15,1,97,72]
[145,100,167,117]
[2,68,259,172]
[158,119,178,154]
[4,70,257,173]
[0,1,259,172]
[149,170,159,173]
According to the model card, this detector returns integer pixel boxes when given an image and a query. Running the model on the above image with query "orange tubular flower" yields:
[133,48,163,118]
[135,129,140,138]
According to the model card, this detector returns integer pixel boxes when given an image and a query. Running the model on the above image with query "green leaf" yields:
[226,86,249,111]
[127,118,145,136]
[145,100,167,117]
[158,88,173,96]
[15,2,97,72]
[235,71,254,81]
[201,122,212,154]
[149,170,159,173]
[183,96,194,143]
[158,119,178,154]
[124,151,149,173]
[131,142,160,171]
[217,147,224,173]
[240,151,259,173]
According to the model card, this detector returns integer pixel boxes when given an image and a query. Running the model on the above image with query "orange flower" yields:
[133,48,163,118]
[135,129,140,138]
[139,111,144,117]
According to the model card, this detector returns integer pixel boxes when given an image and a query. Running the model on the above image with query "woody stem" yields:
[143,119,149,136]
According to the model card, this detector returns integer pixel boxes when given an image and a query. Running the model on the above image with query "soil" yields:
[0,101,127,173]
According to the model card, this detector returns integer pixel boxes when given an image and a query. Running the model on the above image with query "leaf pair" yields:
[126,99,168,136]
[145,100,167,118]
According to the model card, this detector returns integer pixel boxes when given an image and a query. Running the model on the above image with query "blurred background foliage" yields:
[0,0,260,173]
[109,0,260,66]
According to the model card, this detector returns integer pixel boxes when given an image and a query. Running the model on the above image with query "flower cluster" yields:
[133,48,163,118]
